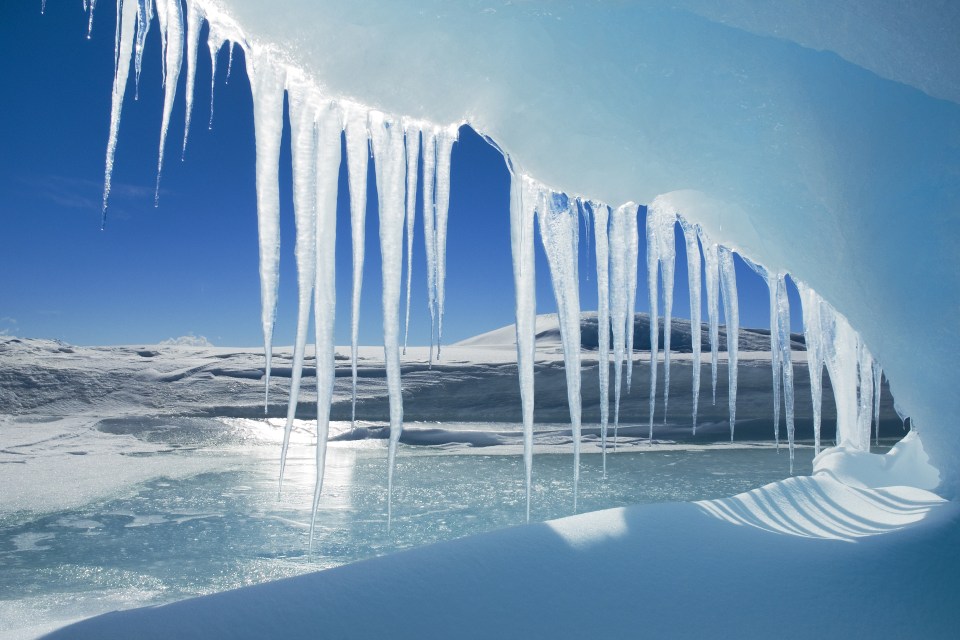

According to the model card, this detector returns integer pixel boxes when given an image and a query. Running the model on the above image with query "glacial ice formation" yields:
[89,0,960,535]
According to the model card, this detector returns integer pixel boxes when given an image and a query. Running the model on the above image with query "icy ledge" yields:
[45,440,959,639]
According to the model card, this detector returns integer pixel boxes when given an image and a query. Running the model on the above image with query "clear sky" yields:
[1,2,800,347]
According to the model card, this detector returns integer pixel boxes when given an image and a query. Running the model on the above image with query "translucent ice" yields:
[679,216,702,433]
[434,125,459,358]
[181,0,202,158]
[369,112,407,529]
[798,282,825,454]
[101,0,138,222]
[402,120,421,354]
[592,202,611,475]
[421,128,438,366]
[537,188,582,511]
[308,101,342,548]
[344,105,369,426]
[718,246,738,441]
[244,49,286,413]
[278,76,319,494]
[776,274,795,472]
[699,232,721,406]
[608,203,635,448]
[508,169,538,522]
[646,202,677,427]
[153,0,183,204]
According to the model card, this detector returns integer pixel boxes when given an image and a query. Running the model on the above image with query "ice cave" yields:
[3,0,960,637]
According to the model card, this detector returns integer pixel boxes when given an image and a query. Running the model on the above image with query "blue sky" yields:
[1,2,798,346]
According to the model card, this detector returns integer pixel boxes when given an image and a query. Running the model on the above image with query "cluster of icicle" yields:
[100,0,459,546]
[94,0,890,545]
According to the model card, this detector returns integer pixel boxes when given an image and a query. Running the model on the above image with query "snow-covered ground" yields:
[3,318,946,638]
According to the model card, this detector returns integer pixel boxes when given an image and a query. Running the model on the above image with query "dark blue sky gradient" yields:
[1,2,799,346]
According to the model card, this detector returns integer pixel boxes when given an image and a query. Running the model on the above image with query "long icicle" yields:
[421,129,438,367]
[344,106,369,428]
[369,112,407,532]
[278,77,318,495]
[133,0,154,100]
[434,125,459,359]
[100,0,138,223]
[679,217,702,434]
[873,361,883,446]
[153,0,183,205]
[718,247,739,441]
[766,271,783,450]
[308,101,342,550]
[537,190,582,512]
[245,49,286,414]
[509,169,537,522]
[624,206,639,393]
[206,24,223,129]
[180,0,202,159]
[593,203,611,476]
[608,203,634,450]
[651,207,677,425]
[699,231,721,405]
[401,121,421,354]
[776,274,795,472]
[645,207,660,439]
[797,282,825,454]
[857,341,875,452]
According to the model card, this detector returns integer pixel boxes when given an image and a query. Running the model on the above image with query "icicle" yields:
[776,274,795,472]
[797,282,825,454]
[819,299,861,449]
[100,0,138,224]
[401,121,421,354]
[608,203,635,450]
[278,78,318,495]
[87,0,98,38]
[537,189,582,512]
[113,0,121,74]
[699,231,721,405]
[646,204,677,426]
[421,129,439,366]
[245,50,286,414]
[206,25,223,129]
[434,125,459,359]
[624,206,639,392]
[679,217,702,434]
[155,0,169,85]
[226,42,235,82]
[583,205,592,282]
[857,341,875,452]
[592,202,611,476]
[369,112,407,531]
[308,101,343,550]
[154,0,184,205]
[41,0,46,15]
[745,258,782,450]
[718,247,739,440]
[134,0,154,100]
[344,106,369,427]
[644,207,660,438]
[873,361,883,445]
[509,169,537,522]
[181,0,202,159]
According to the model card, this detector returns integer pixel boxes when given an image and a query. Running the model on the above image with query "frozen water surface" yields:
[0,415,864,634]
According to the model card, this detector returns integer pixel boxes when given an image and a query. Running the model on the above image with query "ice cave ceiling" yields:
[89,0,960,493]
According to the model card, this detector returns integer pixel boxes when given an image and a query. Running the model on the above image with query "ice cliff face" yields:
[88,0,959,506]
